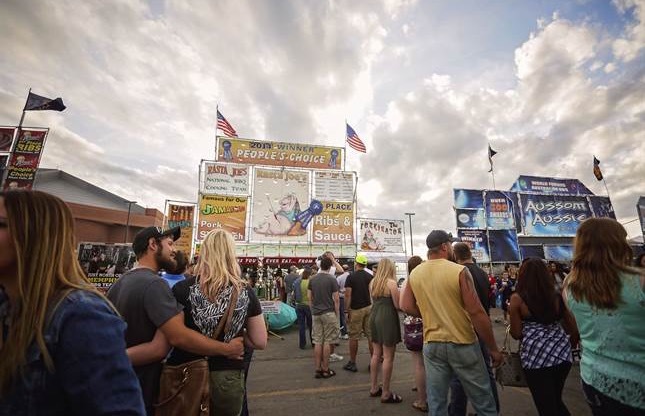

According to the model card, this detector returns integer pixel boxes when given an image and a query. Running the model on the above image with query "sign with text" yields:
[312,201,354,244]
[314,171,355,201]
[457,229,490,263]
[511,176,592,195]
[197,195,248,242]
[0,127,15,152]
[588,196,616,219]
[520,194,593,236]
[200,161,250,195]
[2,129,48,191]
[456,209,486,229]
[78,243,136,294]
[165,203,196,255]
[216,137,344,170]
[485,191,515,229]
[358,218,405,252]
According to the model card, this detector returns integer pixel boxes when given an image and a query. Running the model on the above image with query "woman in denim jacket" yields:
[0,190,144,415]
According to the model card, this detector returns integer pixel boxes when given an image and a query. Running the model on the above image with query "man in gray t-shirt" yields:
[307,255,341,378]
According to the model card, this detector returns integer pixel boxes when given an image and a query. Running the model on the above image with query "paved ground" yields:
[246,308,591,416]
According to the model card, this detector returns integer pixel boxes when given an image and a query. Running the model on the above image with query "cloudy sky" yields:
[1,0,643,252]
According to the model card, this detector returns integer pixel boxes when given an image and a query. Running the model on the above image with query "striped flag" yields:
[217,110,238,137]
[593,156,603,181]
[346,123,366,153]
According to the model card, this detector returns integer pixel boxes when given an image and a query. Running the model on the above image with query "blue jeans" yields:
[296,304,312,348]
[339,298,347,335]
[448,338,499,415]
[424,342,497,416]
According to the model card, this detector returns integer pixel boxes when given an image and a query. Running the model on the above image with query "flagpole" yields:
[1,88,30,190]
[343,120,347,170]
[491,165,496,190]
[602,178,611,199]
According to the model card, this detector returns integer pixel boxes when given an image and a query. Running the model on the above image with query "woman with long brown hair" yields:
[166,229,267,416]
[368,258,402,404]
[509,258,578,416]
[565,218,644,416]
[0,190,144,415]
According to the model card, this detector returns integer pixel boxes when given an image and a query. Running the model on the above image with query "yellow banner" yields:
[312,201,355,244]
[166,204,196,255]
[197,195,248,242]
[216,137,344,170]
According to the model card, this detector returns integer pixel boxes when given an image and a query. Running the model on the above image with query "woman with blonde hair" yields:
[368,258,402,404]
[166,229,267,416]
[0,190,144,415]
[565,218,644,416]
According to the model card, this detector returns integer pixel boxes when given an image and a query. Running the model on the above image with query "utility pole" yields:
[404,212,415,256]
[124,201,137,243]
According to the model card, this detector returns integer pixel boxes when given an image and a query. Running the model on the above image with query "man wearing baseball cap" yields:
[108,226,244,415]
[342,253,374,372]
[400,230,502,416]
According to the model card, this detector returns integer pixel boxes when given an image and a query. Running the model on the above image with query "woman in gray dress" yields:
[368,258,402,404]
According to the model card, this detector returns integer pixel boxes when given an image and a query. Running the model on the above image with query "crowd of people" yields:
[0,190,643,416]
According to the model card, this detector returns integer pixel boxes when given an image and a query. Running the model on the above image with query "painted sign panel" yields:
[457,229,490,263]
[358,219,405,252]
[0,127,15,152]
[217,137,344,170]
[2,129,48,191]
[511,176,593,195]
[588,196,616,219]
[485,191,516,229]
[488,229,521,262]
[166,203,196,255]
[314,171,355,201]
[520,245,545,260]
[312,201,354,244]
[251,168,314,243]
[520,194,593,236]
[197,195,248,242]
[456,209,486,229]
[543,245,574,261]
[78,243,136,294]
[201,162,250,195]
[454,189,484,209]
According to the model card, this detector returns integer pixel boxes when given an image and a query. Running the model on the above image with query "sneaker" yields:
[340,334,349,340]
[343,361,358,372]
[329,353,344,362]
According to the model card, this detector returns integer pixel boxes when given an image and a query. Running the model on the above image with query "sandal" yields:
[314,369,324,379]
[369,387,382,397]
[412,401,428,412]
[320,369,336,378]
[381,393,403,404]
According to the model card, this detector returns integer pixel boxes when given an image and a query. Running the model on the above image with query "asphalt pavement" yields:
[246,308,592,416]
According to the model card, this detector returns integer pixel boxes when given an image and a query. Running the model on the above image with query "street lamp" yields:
[124,201,137,243]
[404,212,415,256]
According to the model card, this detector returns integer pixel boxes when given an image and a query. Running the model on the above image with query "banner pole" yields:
[343,119,347,170]
[491,165,496,190]
[1,88,30,190]
[602,178,611,199]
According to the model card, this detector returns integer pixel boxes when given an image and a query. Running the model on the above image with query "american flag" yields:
[217,110,238,137]
[346,123,366,153]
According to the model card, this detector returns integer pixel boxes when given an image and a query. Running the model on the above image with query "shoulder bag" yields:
[155,286,239,416]
[495,326,528,388]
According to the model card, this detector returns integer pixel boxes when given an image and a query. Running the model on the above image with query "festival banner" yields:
[520,245,545,260]
[165,203,196,255]
[250,168,315,243]
[588,196,616,219]
[314,171,355,201]
[200,161,250,195]
[510,176,593,195]
[358,219,405,252]
[197,195,248,242]
[78,243,136,294]
[0,127,15,152]
[2,129,48,191]
[456,209,486,229]
[216,136,344,170]
[488,229,521,262]
[454,189,484,209]
[484,191,515,229]
[543,245,574,261]
[519,194,593,236]
[456,229,490,263]
[312,201,354,244]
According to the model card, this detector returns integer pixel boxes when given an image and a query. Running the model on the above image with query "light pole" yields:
[124,201,137,243]
[404,212,415,256]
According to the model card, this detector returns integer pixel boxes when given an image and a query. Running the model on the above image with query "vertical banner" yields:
[312,201,354,244]
[165,203,196,255]
[453,189,484,209]
[197,195,248,242]
[200,161,250,195]
[0,155,8,180]
[587,196,616,219]
[488,229,521,262]
[3,129,48,190]
[485,190,515,229]
[456,209,486,229]
[250,168,314,243]
[358,219,405,252]
[457,230,490,263]
[0,127,16,152]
